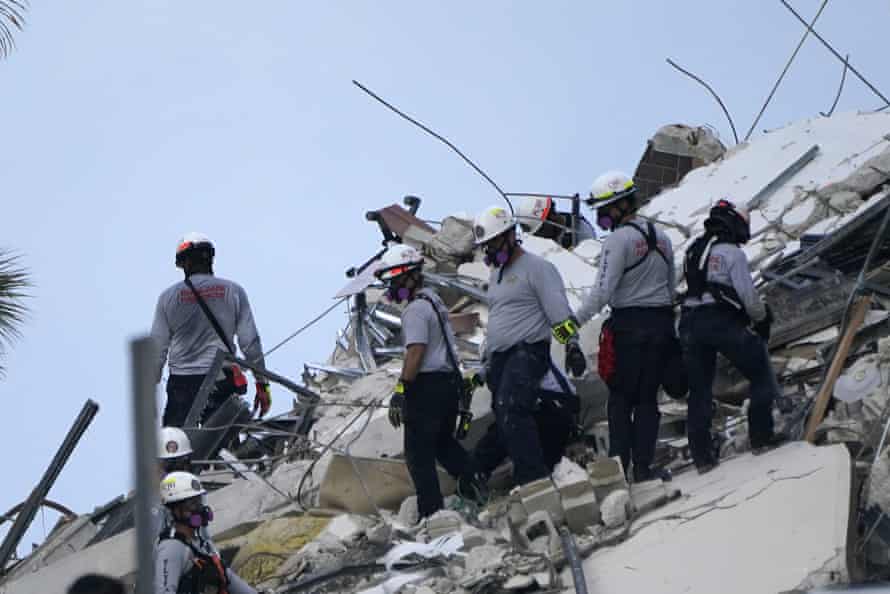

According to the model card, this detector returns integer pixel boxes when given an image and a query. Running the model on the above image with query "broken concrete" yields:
[579,443,852,593]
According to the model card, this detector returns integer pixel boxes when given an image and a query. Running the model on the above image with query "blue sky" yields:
[1,1,887,554]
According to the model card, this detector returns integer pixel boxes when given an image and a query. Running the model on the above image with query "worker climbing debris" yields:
[575,171,677,482]
[150,233,271,427]
[155,472,258,594]
[680,199,787,473]
[515,196,595,248]
[376,244,484,519]
[468,206,587,488]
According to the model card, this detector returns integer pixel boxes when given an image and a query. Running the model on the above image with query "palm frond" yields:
[0,250,31,377]
[0,1,27,60]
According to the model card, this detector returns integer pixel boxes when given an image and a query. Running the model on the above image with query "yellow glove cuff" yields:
[552,318,580,345]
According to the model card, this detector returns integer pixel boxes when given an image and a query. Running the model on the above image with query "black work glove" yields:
[753,304,774,342]
[565,342,587,377]
[388,380,408,428]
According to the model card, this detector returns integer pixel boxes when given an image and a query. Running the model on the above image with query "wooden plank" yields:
[804,295,872,443]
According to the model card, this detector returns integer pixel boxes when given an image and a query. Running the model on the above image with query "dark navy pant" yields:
[607,307,675,480]
[679,306,777,465]
[404,371,469,519]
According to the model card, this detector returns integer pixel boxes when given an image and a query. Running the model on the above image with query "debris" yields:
[601,490,631,529]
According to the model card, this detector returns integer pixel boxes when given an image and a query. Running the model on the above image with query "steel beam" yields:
[0,399,99,574]
[183,348,227,429]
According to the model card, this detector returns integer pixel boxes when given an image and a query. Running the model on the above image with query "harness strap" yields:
[623,222,670,273]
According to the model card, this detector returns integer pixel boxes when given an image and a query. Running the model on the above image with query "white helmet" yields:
[158,427,193,460]
[175,232,215,268]
[160,471,206,505]
[374,244,424,281]
[473,206,515,245]
[588,171,637,209]
[515,197,553,235]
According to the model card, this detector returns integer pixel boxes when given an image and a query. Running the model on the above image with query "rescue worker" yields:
[680,199,785,473]
[153,427,201,541]
[377,244,480,519]
[469,365,580,485]
[158,426,194,475]
[151,233,271,428]
[156,472,257,594]
[575,171,675,482]
[470,206,587,487]
[515,196,596,249]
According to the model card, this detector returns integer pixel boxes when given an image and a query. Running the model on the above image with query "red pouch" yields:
[597,319,617,385]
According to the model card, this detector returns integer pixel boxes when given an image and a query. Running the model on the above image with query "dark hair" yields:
[68,573,125,594]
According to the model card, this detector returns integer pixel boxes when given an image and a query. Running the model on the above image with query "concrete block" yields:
[563,492,601,534]
[552,458,595,499]
[519,478,564,525]
[422,510,463,541]
[460,525,487,551]
[601,489,631,529]
[521,511,562,558]
[588,457,628,501]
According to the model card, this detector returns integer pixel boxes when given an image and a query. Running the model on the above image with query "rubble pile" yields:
[7,111,890,593]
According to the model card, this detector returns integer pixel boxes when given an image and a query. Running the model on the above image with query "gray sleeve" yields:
[401,303,430,347]
[728,249,765,322]
[234,284,265,370]
[155,540,188,594]
[532,259,573,326]
[576,234,626,325]
[226,569,258,594]
[150,294,171,383]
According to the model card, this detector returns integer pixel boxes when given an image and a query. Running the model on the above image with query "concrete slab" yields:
[318,454,456,514]
[578,442,852,594]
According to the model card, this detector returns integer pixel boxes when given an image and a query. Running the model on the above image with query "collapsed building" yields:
[4,110,890,593]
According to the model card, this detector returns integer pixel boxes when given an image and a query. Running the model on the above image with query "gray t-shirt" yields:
[485,251,573,355]
[683,241,766,322]
[150,274,265,380]
[576,217,675,324]
[402,288,460,374]
[155,534,255,594]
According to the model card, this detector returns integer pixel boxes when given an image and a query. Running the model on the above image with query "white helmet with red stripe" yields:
[175,232,215,268]
[516,197,553,235]
[374,244,424,281]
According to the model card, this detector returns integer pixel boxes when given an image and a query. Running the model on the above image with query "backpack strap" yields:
[415,293,462,381]
[622,222,670,274]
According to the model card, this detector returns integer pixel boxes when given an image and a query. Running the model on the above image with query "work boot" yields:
[457,471,489,505]
[751,431,789,456]
[695,460,719,475]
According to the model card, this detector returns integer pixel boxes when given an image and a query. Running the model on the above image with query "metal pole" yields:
[559,526,589,594]
[0,399,99,573]
[131,337,159,594]
[747,144,820,211]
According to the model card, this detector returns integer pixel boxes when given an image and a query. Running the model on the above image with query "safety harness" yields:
[683,234,748,322]
[623,221,671,273]
[162,532,229,594]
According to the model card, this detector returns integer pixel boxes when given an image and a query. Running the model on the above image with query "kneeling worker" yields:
[680,199,785,473]
[156,472,256,594]
[471,206,587,487]
[377,244,479,519]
